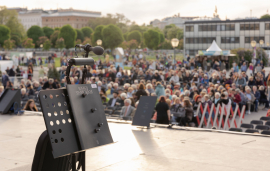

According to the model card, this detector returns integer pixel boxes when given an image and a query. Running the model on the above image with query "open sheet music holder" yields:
[32,45,113,171]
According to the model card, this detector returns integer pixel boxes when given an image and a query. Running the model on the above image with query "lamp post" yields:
[251,40,256,63]
[259,39,264,61]
[171,38,179,66]
[267,42,270,63]
[40,44,43,51]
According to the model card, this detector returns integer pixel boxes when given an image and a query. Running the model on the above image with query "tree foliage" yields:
[27,25,44,47]
[102,24,124,50]
[167,27,183,40]
[158,39,172,49]
[159,33,165,43]
[3,39,15,50]
[76,29,84,42]
[43,39,51,50]
[0,24,10,46]
[129,25,142,33]
[127,39,138,49]
[0,6,25,40]
[75,39,81,45]
[37,36,48,46]
[23,38,35,48]
[83,38,91,45]
[92,25,104,45]
[143,29,160,50]
[43,27,54,39]
[55,38,65,50]
[11,34,21,46]
[58,25,77,49]
[260,14,270,19]
[50,30,59,48]
[81,27,93,39]
[178,39,183,49]
[127,31,142,44]
[163,24,176,38]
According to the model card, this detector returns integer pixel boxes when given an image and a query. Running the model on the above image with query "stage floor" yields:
[1,115,270,171]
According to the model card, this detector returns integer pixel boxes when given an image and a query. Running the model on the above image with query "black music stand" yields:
[32,45,113,171]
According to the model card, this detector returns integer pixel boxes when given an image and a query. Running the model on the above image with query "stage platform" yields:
[1,114,270,171]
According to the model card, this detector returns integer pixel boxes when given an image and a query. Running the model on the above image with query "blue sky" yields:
[4,0,270,24]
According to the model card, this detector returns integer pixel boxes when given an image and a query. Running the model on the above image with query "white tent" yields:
[206,40,222,52]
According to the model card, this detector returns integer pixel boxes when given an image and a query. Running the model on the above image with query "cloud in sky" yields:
[3,0,270,24]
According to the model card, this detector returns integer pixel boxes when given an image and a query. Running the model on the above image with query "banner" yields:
[198,50,230,56]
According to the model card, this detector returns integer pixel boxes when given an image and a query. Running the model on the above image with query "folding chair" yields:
[261,130,270,135]
[240,123,254,129]
[229,128,243,132]
[245,129,259,133]
[265,121,270,127]
[250,120,263,125]
[255,125,270,131]
[260,117,270,122]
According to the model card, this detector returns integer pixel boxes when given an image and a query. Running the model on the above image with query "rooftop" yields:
[185,18,270,24]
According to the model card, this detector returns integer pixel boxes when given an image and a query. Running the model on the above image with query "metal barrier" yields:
[196,103,246,130]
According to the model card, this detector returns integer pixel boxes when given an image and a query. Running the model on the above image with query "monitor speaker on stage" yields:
[132,96,157,127]
[0,89,21,114]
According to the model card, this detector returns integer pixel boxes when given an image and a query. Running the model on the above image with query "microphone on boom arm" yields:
[75,44,104,55]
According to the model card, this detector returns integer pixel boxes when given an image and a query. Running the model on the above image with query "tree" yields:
[143,29,160,49]
[178,39,183,49]
[23,38,35,48]
[127,39,138,49]
[261,14,270,19]
[50,30,59,47]
[37,36,49,47]
[127,31,142,44]
[123,32,128,41]
[0,6,25,41]
[158,39,172,49]
[58,25,77,49]
[27,25,44,47]
[163,24,176,38]
[55,38,65,50]
[54,27,60,31]
[119,41,128,49]
[92,25,104,45]
[83,38,91,45]
[76,29,84,42]
[0,25,10,46]
[159,33,165,43]
[167,27,182,40]
[81,27,93,39]
[43,27,54,39]
[129,25,142,33]
[75,39,82,45]
[43,39,51,50]
[102,24,124,50]
[3,39,15,50]
[11,34,21,46]
[176,29,183,40]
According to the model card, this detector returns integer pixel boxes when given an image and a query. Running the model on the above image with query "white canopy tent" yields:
[198,40,230,56]
[206,40,222,52]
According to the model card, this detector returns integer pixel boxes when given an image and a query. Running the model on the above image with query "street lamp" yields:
[96,39,102,46]
[259,39,264,61]
[171,38,179,65]
[251,40,256,62]
[40,44,43,51]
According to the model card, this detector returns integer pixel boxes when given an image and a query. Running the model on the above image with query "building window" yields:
[266,23,270,30]
[186,37,216,44]
[240,23,260,30]
[245,37,264,43]
[186,26,194,32]
[221,37,239,43]
[198,24,235,31]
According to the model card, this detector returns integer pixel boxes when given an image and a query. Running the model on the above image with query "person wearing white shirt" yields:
[169,72,179,84]
[120,99,135,119]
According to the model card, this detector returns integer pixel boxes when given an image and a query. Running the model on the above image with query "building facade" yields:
[18,9,45,30]
[184,19,270,57]
[150,14,198,29]
[42,9,101,29]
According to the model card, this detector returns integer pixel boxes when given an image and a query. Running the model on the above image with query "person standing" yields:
[1,72,9,88]
[155,96,170,124]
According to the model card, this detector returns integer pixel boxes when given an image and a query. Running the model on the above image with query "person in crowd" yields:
[252,86,260,112]
[21,88,29,101]
[259,86,269,110]
[248,77,256,87]
[155,82,165,98]
[135,83,147,101]
[155,96,170,124]
[235,75,246,88]
[42,78,57,89]
[245,87,255,114]
[120,99,135,119]
[23,99,38,111]
[33,81,42,93]
[116,93,127,106]
[108,92,119,107]
[5,81,13,89]
[170,97,185,124]
[1,71,9,88]
[255,63,262,73]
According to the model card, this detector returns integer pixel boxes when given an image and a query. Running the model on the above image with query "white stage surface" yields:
[0,114,270,171]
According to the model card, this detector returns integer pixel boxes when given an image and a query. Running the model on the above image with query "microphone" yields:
[75,44,104,55]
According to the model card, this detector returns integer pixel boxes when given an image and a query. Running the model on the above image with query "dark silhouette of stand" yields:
[0,89,21,114]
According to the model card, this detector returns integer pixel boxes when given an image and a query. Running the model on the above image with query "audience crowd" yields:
[1,54,270,127]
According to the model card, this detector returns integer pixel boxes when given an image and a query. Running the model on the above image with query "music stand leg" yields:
[72,154,76,171]
[82,151,86,171]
